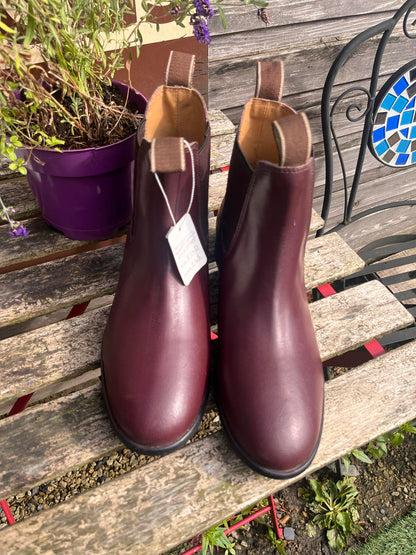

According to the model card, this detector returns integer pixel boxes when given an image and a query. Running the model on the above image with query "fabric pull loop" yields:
[272,112,312,167]
[150,137,186,174]
[165,50,196,88]
[255,60,284,101]
[152,139,196,226]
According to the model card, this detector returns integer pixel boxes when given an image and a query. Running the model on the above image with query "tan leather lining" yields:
[239,98,296,167]
[144,86,206,146]
[272,112,312,167]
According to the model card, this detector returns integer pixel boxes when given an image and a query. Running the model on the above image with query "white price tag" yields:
[166,213,207,286]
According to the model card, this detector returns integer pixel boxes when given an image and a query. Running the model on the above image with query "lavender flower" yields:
[8,222,30,237]
[190,14,212,44]
[0,196,29,238]
[193,0,214,19]
[191,0,213,44]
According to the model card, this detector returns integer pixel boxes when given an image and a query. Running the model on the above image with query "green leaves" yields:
[346,421,416,467]
[351,448,373,464]
[300,476,361,552]
[201,523,236,555]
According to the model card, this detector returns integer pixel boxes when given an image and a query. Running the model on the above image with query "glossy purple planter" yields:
[20,82,147,240]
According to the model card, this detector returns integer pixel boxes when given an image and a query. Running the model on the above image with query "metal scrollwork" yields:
[403,5,416,38]
[330,87,373,123]
[318,0,416,236]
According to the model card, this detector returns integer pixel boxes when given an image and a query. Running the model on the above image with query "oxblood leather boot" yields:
[216,61,324,479]
[102,51,211,454]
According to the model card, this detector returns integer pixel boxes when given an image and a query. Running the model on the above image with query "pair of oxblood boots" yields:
[101,51,324,479]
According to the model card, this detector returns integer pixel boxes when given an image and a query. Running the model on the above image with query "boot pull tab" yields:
[272,112,312,167]
[255,60,284,101]
[165,50,196,88]
[150,137,186,173]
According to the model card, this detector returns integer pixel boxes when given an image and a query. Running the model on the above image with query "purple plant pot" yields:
[19,82,147,240]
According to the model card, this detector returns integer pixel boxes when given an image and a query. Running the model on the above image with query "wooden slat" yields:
[0,245,122,328]
[208,0,398,37]
[0,280,412,498]
[2,337,416,553]
[209,109,235,136]
[0,176,39,222]
[0,217,126,272]
[311,280,413,359]
[0,306,110,405]
[208,33,410,112]
[304,232,364,289]
[0,210,330,329]
[209,109,235,171]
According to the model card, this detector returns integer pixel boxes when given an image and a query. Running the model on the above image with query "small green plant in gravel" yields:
[201,521,236,555]
[265,527,287,554]
[343,421,416,471]
[298,476,362,552]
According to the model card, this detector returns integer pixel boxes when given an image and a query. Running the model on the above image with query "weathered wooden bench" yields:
[1,110,416,554]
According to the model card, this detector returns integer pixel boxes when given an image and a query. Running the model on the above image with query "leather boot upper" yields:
[102,51,211,453]
[216,62,324,478]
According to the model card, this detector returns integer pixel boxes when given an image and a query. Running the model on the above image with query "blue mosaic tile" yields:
[406,97,415,109]
[396,153,409,164]
[371,63,416,167]
[392,95,409,113]
[401,111,414,125]
[375,140,389,156]
[372,127,385,143]
[381,93,397,110]
[397,139,411,153]
[393,75,409,95]
[386,115,400,131]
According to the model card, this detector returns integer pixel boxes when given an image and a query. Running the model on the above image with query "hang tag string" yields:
[153,139,195,227]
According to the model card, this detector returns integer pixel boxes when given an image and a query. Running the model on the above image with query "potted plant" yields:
[0,0,265,239]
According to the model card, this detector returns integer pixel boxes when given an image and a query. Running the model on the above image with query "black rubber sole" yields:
[217,394,325,480]
[101,364,208,456]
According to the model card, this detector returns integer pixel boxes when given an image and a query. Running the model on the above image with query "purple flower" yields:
[190,0,213,44]
[1,196,29,238]
[8,222,29,237]
[193,0,214,19]
[190,14,212,44]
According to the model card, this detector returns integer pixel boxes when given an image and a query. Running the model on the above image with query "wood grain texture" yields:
[304,232,364,290]
[208,33,410,112]
[0,280,411,499]
[0,176,39,222]
[0,306,110,404]
[209,109,236,136]
[0,206,330,329]
[208,0,398,37]
[0,245,122,328]
[210,12,393,60]
[2,338,416,554]
[312,280,413,360]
